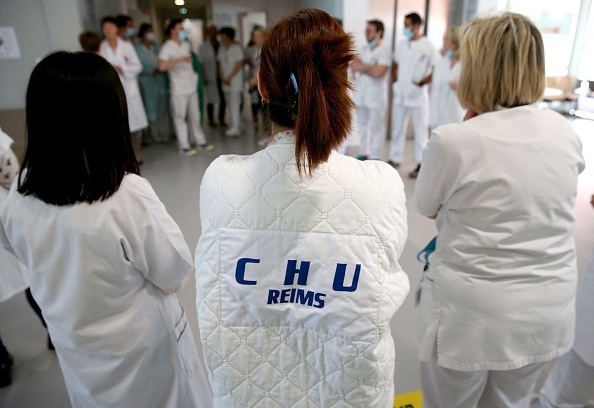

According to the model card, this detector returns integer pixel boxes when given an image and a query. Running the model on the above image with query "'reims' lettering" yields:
[266,288,326,309]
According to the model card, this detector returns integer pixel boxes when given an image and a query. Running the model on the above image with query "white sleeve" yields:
[124,178,193,293]
[0,148,19,190]
[413,130,459,217]
[378,45,392,67]
[158,42,171,61]
[121,42,142,78]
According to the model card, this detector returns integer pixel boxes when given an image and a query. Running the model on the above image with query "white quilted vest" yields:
[196,133,409,407]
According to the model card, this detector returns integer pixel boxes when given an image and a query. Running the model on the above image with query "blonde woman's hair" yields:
[446,26,461,58]
[458,13,545,112]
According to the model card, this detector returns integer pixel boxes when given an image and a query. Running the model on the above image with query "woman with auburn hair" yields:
[0,52,212,408]
[414,13,584,407]
[195,8,409,407]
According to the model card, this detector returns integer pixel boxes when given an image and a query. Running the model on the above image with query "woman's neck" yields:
[270,123,293,136]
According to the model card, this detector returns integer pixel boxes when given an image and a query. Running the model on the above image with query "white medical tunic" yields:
[159,40,198,96]
[0,128,27,303]
[217,43,244,92]
[196,130,410,407]
[354,42,392,110]
[414,105,585,371]
[429,55,464,129]
[393,37,436,108]
[0,174,212,408]
[99,38,148,133]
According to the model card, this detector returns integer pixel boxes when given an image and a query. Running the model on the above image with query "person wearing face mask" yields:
[428,26,464,131]
[100,16,148,164]
[350,20,392,161]
[389,12,437,178]
[159,19,214,156]
[135,23,171,144]
[116,15,135,41]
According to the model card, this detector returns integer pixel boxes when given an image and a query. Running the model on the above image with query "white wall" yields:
[0,0,84,110]
[291,0,344,19]
[212,0,345,44]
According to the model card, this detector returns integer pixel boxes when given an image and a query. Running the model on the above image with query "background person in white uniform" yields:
[195,9,409,407]
[0,52,213,408]
[217,27,244,137]
[390,12,436,178]
[414,14,585,408]
[199,25,225,128]
[428,26,464,130]
[159,19,213,156]
[536,194,594,408]
[351,19,391,161]
[100,17,148,164]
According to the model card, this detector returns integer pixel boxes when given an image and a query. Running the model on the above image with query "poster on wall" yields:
[0,27,21,59]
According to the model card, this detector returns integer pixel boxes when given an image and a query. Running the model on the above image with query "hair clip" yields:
[289,72,299,94]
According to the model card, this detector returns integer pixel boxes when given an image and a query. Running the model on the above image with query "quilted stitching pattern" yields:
[196,143,409,407]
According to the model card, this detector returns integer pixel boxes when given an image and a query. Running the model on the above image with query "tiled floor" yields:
[1,117,592,407]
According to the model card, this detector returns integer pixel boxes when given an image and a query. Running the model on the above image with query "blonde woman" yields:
[428,26,464,130]
[414,13,585,407]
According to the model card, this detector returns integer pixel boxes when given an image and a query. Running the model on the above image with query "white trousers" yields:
[170,92,205,150]
[224,90,242,133]
[390,102,429,164]
[421,358,545,408]
[538,349,594,408]
[357,106,386,159]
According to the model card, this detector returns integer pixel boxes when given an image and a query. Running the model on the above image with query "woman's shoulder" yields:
[332,153,405,190]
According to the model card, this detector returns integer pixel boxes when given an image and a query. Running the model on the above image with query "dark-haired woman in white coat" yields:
[0,52,212,408]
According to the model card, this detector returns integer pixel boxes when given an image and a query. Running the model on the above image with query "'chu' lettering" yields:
[332,263,361,292]
[284,260,310,285]
[235,258,260,285]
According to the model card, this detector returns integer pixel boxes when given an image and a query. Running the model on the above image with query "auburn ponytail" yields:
[259,8,356,176]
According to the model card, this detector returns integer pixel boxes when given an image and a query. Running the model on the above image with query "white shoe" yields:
[225,129,240,137]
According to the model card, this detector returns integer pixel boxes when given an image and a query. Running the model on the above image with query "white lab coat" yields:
[429,55,464,129]
[575,248,594,365]
[414,105,585,371]
[0,174,212,408]
[0,128,27,303]
[99,38,148,133]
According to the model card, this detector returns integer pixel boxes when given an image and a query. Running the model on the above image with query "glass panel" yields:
[578,4,594,80]
[497,0,582,76]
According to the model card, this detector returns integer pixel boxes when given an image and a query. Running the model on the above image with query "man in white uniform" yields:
[351,20,391,161]
[217,27,245,137]
[159,19,213,156]
[390,12,436,178]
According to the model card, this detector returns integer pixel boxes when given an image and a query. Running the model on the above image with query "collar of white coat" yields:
[270,129,296,145]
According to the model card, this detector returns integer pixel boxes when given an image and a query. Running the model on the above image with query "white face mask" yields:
[145,33,155,43]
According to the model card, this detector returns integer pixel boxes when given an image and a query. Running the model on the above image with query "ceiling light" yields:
[175,0,184,6]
